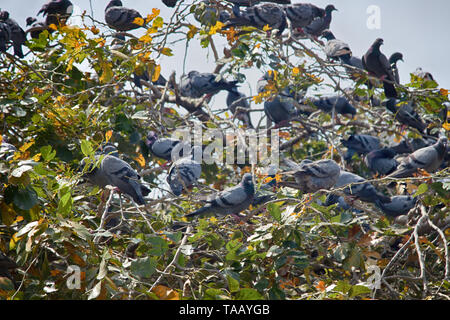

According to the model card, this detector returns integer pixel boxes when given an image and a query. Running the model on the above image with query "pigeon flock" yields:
[0,0,449,226]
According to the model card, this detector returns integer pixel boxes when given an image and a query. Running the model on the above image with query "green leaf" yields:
[13,186,39,211]
[234,288,263,300]
[80,140,93,157]
[415,183,428,196]
[40,145,56,162]
[267,203,281,222]
[130,256,157,279]
[349,285,372,298]
[147,236,169,256]
[204,288,228,300]
[227,275,240,293]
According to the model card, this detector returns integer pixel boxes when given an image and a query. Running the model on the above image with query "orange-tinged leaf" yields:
[187,24,198,40]
[152,65,161,82]
[160,47,173,56]
[152,285,179,300]
[440,88,449,96]
[443,122,450,131]
[19,140,35,153]
[32,153,41,162]
[105,130,113,143]
[292,67,300,75]
[48,23,58,31]
[133,17,145,27]
[315,281,326,292]
[134,154,146,167]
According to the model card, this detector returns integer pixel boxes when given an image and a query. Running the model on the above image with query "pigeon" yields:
[180,71,238,99]
[0,141,17,161]
[413,67,435,82]
[81,155,151,205]
[320,30,352,61]
[37,0,73,26]
[389,52,403,84]
[375,195,417,217]
[145,131,186,162]
[97,143,120,158]
[185,173,255,218]
[0,21,11,53]
[365,148,398,176]
[224,3,287,36]
[384,98,427,132]
[167,146,202,196]
[105,0,145,31]
[162,0,179,8]
[388,137,448,179]
[308,96,357,117]
[0,11,26,58]
[390,138,432,155]
[333,170,390,203]
[302,4,337,38]
[342,134,381,162]
[133,70,169,89]
[25,17,48,39]
[225,0,291,5]
[284,3,325,30]
[263,89,299,126]
[282,158,341,193]
[226,88,254,128]
[362,38,398,98]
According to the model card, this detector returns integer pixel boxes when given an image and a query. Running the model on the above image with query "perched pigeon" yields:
[302,4,337,38]
[25,17,48,39]
[226,88,253,128]
[0,11,26,58]
[362,38,398,98]
[389,52,403,84]
[224,3,287,36]
[342,134,381,161]
[333,170,390,203]
[167,147,202,196]
[320,30,352,61]
[384,98,427,132]
[283,158,340,193]
[263,89,299,125]
[105,0,145,31]
[145,131,186,162]
[81,155,151,205]
[185,173,255,218]
[365,148,398,176]
[162,0,179,8]
[388,137,448,178]
[375,195,417,217]
[37,0,73,26]
[0,21,11,53]
[0,141,17,161]
[180,71,238,99]
[308,96,357,117]
[413,67,435,82]
[390,138,432,155]
[133,70,169,89]
[284,3,324,30]
[97,143,120,158]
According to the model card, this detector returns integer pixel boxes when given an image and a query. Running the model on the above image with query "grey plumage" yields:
[0,11,26,58]
[365,148,398,176]
[180,71,238,99]
[284,3,324,29]
[225,3,287,36]
[167,147,202,196]
[342,134,381,161]
[413,67,435,82]
[388,137,448,178]
[302,4,337,37]
[334,171,390,203]
[309,96,357,117]
[390,138,432,155]
[37,0,73,26]
[226,88,253,128]
[320,30,352,61]
[362,38,398,98]
[185,173,255,218]
[375,195,417,217]
[105,0,144,31]
[0,142,17,161]
[384,98,427,132]
[0,21,11,53]
[81,155,150,205]
[283,158,340,193]
[389,52,403,84]
[145,131,185,161]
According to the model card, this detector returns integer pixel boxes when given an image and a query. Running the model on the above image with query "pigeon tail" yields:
[185,205,212,218]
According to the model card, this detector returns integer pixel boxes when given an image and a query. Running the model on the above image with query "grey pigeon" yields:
[162,0,179,7]
[340,55,364,70]
[388,137,448,178]
[389,52,403,84]
[0,141,17,161]
[365,148,398,176]
[226,88,253,128]
[284,3,324,30]
[320,30,352,61]
[167,147,202,196]
[390,138,432,155]
[26,17,48,39]
[342,134,381,162]
[413,67,435,82]
[81,155,151,205]
[375,195,417,217]
[97,143,120,158]
[302,4,337,38]
[0,21,11,53]
[105,0,145,32]
[180,71,238,99]
[224,3,287,36]
[362,38,398,98]
[334,170,390,203]
[185,173,255,218]
[384,98,427,132]
[226,0,291,5]
[308,95,357,117]
[283,158,340,193]
[37,0,73,26]
[145,131,186,162]
[0,11,26,58]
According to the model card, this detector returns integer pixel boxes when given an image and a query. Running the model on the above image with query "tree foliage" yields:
[0,0,449,300]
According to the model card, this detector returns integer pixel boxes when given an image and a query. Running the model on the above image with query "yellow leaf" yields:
[443,122,450,131]
[292,67,300,75]
[187,24,198,40]
[134,154,146,167]
[152,65,161,83]
[1,203,16,226]
[90,26,100,35]
[32,153,41,162]
[105,130,113,143]
[160,47,173,56]
[19,140,35,153]
[152,285,179,300]
[262,24,272,32]
[133,17,145,27]
[209,21,224,35]
[0,135,2,144]
[48,24,58,31]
